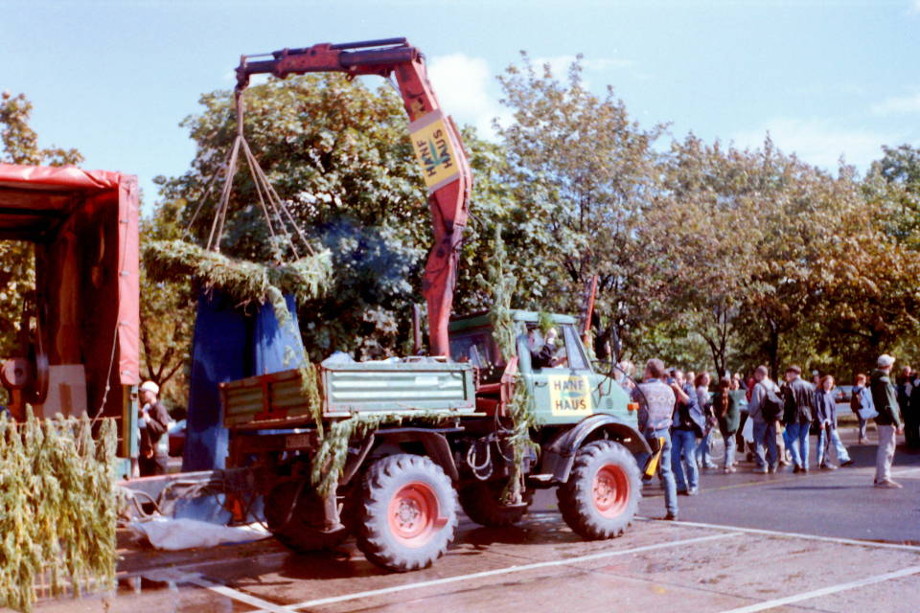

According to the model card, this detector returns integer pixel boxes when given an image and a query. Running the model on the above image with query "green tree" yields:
[647,135,759,376]
[495,54,665,357]
[138,198,196,408]
[0,92,83,359]
[867,144,920,250]
[731,141,844,377]
[153,74,457,360]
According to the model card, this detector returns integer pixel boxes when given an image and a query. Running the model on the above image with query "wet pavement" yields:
[31,424,920,613]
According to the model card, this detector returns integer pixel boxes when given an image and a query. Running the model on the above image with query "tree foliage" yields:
[134,56,920,390]
[0,92,83,361]
[155,75,434,360]
[495,54,665,356]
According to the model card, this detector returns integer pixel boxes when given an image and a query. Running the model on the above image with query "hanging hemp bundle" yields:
[310,410,458,498]
[502,377,541,505]
[479,226,517,361]
[0,410,117,613]
[475,226,540,505]
[297,359,324,439]
[143,239,332,326]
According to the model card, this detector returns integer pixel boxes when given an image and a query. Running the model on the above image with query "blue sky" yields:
[4,0,920,210]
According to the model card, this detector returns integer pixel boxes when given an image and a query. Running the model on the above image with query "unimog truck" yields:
[222,310,650,572]
[215,38,651,572]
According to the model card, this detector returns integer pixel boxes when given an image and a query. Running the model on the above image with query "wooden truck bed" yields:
[220,360,476,429]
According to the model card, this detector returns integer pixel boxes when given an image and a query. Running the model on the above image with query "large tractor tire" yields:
[557,440,641,540]
[264,481,348,552]
[354,454,458,572]
[458,479,533,527]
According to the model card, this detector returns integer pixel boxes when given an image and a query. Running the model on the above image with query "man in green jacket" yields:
[871,354,904,488]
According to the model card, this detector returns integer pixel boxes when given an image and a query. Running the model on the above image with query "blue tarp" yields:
[183,291,306,471]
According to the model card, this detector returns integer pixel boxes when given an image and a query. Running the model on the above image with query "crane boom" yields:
[236,38,471,357]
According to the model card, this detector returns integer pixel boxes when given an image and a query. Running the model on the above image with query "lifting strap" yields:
[185,90,314,261]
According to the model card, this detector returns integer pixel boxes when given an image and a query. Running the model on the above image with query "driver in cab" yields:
[530,327,567,369]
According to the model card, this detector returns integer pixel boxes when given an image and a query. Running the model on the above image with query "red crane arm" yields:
[236,38,471,357]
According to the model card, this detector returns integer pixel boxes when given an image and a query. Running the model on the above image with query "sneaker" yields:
[664,512,679,521]
[875,480,903,489]
[753,467,768,474]
[767,465,777,474]
[677,489,689,496]
[723,466,736,474]
[686,488,699,496]
[793,465,804,473]
[703,463,718,470]
[841,459,854,467]
[819,463,838,471]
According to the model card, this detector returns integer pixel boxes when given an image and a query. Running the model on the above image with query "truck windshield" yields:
[449,330,505,383]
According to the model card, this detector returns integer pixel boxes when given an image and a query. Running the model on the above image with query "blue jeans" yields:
[817,425,850,465]
[856,414,868,443]
[753,420,778,469]
[786,422,810,468]
[719,425,736,467]
[647,428,678,516]
[671,428,700,492]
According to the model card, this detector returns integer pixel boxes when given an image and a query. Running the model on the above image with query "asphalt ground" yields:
[31,424,920,613]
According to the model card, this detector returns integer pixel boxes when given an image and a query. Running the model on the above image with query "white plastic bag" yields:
[741,415,755,443]
[129,517,269,551]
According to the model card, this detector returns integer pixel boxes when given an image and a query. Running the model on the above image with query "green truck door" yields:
[520,325,596,425]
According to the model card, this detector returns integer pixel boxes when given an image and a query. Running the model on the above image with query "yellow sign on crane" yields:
[409,110,462,193]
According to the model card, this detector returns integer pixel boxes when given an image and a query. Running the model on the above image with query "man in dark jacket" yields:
[898,366,919,448]
[871,354,903,488]
[911,375,920,449]
[669,369,705,495]
[782,365,815,473]
[138,380,172,476]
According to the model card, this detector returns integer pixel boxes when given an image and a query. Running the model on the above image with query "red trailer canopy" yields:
[0,163,140,416]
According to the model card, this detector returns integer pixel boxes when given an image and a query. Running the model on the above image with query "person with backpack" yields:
[815,375,853,470]
[851,373,875,444]
[748,365,783,473]
[669,369,705,496]
[694,371,718,470]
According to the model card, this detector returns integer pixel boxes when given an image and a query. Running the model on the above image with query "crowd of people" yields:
[625,353,918,520]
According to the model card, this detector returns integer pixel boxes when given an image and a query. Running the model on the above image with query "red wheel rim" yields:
[387,481,445,548]
[593,464,630,518]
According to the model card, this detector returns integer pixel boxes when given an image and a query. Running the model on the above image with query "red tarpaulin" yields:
[0,163,140,418]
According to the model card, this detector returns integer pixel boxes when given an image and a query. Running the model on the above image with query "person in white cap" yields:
[138,380,171,476]
[870,354,903,488]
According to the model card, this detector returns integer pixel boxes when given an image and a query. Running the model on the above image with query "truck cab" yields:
[448,310,636,428]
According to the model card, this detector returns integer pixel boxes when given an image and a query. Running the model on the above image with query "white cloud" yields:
[872,93,920,115]
[731,118,896,170]
[427,53,508,138]
[911,0,920,14]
